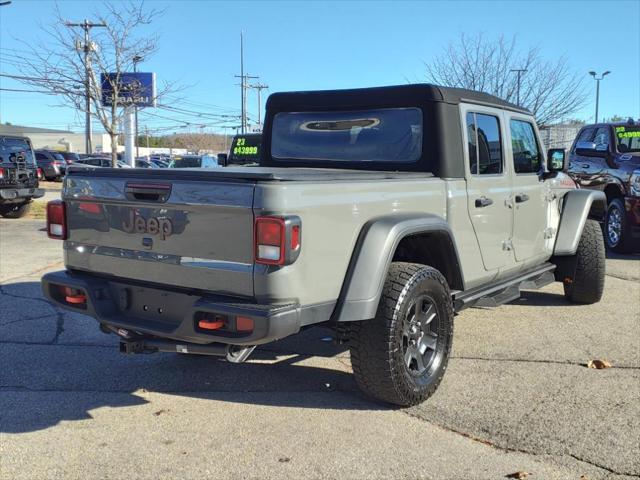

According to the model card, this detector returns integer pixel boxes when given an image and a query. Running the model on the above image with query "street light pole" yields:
[589,70,611,123]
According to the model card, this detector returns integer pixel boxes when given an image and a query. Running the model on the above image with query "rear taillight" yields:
[256,217,285,264]
[255,216,301,266]
[37,167,43,178]
[46,200,67,239]
[0,167,4,179]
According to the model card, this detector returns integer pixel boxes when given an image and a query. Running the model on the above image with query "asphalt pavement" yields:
[1,219,639,480]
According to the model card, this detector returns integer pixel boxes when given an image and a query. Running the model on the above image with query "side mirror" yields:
[217,153,228,167]
[547,148,566,172]
[575,141,606,157]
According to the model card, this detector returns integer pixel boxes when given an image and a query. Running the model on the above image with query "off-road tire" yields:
[0,201,31,219]
[605,198,633,253]
[349,262,454,407]
[563,219,605,304]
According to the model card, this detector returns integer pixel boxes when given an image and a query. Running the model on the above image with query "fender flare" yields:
[333,213,464,322]
[554,189,606,256]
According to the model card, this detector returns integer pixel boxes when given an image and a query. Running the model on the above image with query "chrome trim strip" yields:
[180,257,253,273]
[65,242,253,272]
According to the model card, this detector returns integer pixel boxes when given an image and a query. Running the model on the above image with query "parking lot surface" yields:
[1,218,639,480]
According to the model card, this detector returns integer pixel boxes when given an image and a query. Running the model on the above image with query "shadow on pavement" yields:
[1,281,384,434]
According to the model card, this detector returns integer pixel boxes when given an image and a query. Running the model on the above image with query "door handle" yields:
[515,194,530,203]
[475,197,494,208]
[581,163,590,169]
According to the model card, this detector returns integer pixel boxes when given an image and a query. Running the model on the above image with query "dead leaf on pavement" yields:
[587,359,612,369]
[580,475,589,480]
[153,409,168,416]
[506,472,530,479]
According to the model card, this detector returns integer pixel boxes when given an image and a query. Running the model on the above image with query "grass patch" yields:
[26,201,47,220]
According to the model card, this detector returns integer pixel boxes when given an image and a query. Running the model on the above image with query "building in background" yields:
[0,124,111,153]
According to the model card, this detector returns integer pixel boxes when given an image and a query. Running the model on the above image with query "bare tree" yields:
[170,132,228,153]
[424,34,587,126]
[14,2,175,166]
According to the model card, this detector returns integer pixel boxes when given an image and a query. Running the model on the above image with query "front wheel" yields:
[349,262,454,407]
[605,198,633,253]
[0,201,31,219]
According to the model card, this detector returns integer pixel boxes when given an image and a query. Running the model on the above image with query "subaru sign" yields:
[101,72,156,107]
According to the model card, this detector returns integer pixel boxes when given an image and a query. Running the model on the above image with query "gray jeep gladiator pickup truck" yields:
[42,84,606,406]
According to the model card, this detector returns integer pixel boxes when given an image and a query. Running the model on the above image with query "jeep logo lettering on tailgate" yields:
[122,211,173,239]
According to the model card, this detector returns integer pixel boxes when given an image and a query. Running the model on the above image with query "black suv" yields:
[0,135,44,218]
[568,120,640,252]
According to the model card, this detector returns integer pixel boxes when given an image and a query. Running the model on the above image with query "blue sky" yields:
[1,0,639,135]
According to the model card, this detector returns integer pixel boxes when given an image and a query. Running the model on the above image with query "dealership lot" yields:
[1,218,638,480]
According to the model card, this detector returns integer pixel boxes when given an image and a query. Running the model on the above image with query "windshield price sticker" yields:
[615,126,640,139]
[233,137,259,155]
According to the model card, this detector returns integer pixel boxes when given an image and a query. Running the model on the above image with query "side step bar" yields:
[119,339,256,363]
[453,263,556,312]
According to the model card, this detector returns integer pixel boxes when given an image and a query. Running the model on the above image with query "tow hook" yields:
[226,345,256,363]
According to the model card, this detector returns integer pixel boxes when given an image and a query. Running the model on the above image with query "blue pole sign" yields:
[101,72,156,107]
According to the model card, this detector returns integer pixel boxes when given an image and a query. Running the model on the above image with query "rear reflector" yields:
[0,167,4,179]
[46,200,67,239]
[236,316,254,332]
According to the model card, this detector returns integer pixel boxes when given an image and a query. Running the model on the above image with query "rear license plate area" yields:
[108,282,193,329]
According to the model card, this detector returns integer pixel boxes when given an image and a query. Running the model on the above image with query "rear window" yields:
[271,108,423,163]
[0,137,34,164]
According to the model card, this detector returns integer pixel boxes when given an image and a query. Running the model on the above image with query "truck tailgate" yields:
[63,172,255,298]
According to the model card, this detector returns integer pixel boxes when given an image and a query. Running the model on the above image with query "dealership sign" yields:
[101,72,156,107]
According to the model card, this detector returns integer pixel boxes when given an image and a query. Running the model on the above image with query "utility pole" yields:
[146,126,150,149]
[66,19,106,154]
[234,32,258,134]
[509,68,527,107]
[133,55,143,158]
[589,70,611,123]
[248,83,268,130]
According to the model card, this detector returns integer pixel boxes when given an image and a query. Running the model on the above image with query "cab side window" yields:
[510,120,542,174]
[592,127,611,151]
[466,112,503,175]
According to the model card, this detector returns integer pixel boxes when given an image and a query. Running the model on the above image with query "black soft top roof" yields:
[266,83,529,114]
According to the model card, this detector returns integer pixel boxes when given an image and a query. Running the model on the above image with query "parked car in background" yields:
[35,149,67,181]
[0,135,43,218]
[168,154,219,168]
[149,158,169,168]
[74,158,133,169]
[135,159,158,168]
[568,119,640,252]
[59,151,80,165]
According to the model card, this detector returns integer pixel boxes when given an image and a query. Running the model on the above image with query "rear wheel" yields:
[349,262,453,407]
[0,201,31,219]
[605,198,633,253]
[563,219,605,304]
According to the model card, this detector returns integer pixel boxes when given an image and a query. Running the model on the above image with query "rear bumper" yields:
[0,187,44,202]
[41,270,302,346]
